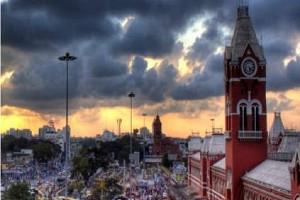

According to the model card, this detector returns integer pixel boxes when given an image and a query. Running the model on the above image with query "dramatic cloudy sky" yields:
[1,0,300,137]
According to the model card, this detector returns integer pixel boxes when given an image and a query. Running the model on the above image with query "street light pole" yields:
[58,52,76,196]
[128,91,135,197]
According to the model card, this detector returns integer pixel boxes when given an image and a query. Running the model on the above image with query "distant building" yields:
[38,120,56,139]
[5,149,33,165]
[152,115,180,160]
[38,121,66,153]
[188,132,225,199]
[96,130,117,142]
[6,128,32,139]
[139,127,152,143]
[173,138,188,157]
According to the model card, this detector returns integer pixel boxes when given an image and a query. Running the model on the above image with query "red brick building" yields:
[152,115,180,157]
[188,4,300,200]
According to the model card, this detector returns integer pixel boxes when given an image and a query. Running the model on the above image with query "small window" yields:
[239,103,247,130]
[252,103,260,131]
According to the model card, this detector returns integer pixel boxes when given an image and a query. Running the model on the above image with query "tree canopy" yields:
[1,135,61,163]
[71,135,142,182]
[2,182,34,200]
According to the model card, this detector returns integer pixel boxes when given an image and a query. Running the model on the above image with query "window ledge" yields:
[238,130,262,140]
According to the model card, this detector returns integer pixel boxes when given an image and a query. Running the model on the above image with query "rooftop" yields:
[190,152,201,161]
[243,159,291,191]
[212,157,225,170]
[269,112,285,139]
[278,131,300,153]
[228,6,265,62]
[201,134,225,155]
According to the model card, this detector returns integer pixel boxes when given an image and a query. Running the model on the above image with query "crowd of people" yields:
[1,159,65,198]
[124,166,170,200]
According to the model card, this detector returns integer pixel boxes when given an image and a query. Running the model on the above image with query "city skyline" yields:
[1,0,300,138]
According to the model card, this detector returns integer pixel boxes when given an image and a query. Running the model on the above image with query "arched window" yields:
[239,103,247,130]
[252,103,260,131]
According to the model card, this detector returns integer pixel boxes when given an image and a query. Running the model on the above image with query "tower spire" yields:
[239,0,249,7]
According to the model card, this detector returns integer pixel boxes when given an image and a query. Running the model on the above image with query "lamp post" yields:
[128,91,135,197]
[58,52,76,196]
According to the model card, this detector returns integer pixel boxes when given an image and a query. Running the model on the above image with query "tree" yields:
[31,140,61,163]
[71,136,143,183]
[2,182,34,200]
[72,156,92,182]
[1,135,61,163]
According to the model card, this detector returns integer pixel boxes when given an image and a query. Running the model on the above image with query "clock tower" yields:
[224,5,267,199]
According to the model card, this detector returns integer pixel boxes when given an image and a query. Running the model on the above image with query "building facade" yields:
[224,5,268,199]
[188,4,300,200]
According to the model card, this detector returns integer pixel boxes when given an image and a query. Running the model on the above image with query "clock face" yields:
[242,59,256,76]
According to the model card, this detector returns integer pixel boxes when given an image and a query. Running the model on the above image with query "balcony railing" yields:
[238,130,262,140]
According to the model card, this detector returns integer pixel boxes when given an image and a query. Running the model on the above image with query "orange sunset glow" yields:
[2,88,300,138]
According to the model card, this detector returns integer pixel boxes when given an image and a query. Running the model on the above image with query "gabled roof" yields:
[201,134,225,155]
[207,134,225,154]
[228,6,265,62]
[243,159,291,191]
[278,131,300,153]
[190,152,201,161]
[188,136,203,152]
[212,157,225,170]
[269,112,285,139]
[290,144,300,169]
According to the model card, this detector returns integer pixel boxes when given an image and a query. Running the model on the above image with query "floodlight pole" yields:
[128,91,135,197]
[58,52,76,196]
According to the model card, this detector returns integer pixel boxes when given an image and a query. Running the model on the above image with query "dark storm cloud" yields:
[1,58,82,114]
[82,56,178,104]
[250,0,300,33]
[1,0,226,54]
[1,3,120,52]
[112,17,175,57]
[172,55,223,100]
[186,18,225,65]
[286,58,300,85]
[1,0,300,115]
[87,47,128,78]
